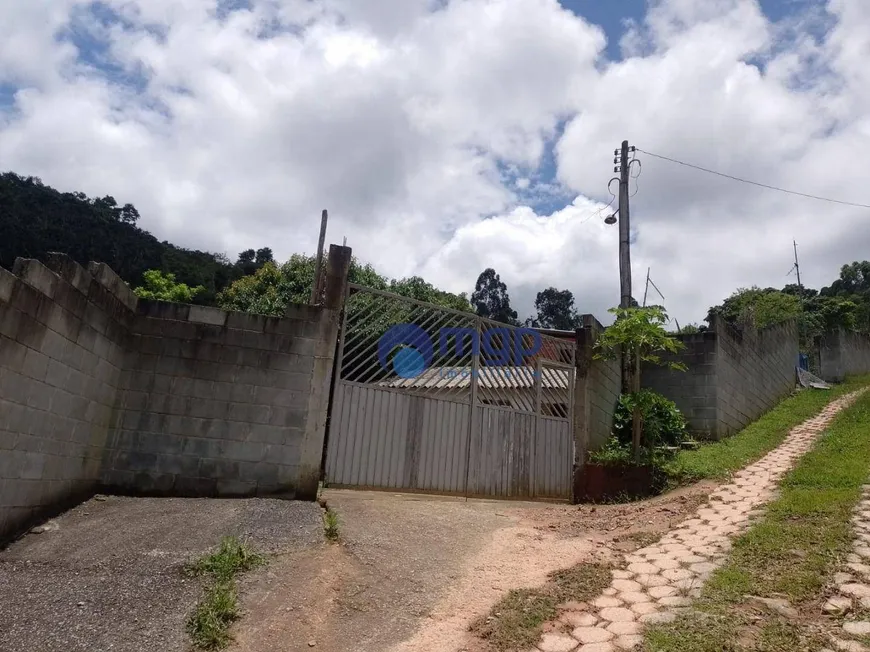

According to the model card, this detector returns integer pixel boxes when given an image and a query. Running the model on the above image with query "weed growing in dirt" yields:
[323,507,340,541]
[665,374,870,486]
[186,536,265,650]
[646,388,870,651]
[323,507,339,541]
[471,563,611,652]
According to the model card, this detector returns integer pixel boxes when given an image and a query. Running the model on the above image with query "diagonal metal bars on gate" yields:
[336,285,576,417]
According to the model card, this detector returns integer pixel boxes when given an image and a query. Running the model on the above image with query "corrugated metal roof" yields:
[377,366,572,390]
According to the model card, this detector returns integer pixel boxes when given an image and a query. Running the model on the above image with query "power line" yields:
[635,147,870,209]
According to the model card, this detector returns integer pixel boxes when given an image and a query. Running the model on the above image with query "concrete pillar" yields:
[296,244,351,500]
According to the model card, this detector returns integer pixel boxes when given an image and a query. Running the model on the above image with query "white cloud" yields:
[1,0,870,327]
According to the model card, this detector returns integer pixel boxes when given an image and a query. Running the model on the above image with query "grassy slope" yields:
[646,386,870,651]
[666,375,870,484]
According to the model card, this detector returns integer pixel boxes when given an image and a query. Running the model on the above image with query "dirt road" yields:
[0,485,711,652]
[231,486,712,652]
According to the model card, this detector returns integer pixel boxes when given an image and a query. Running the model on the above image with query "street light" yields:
[604,212,617,225]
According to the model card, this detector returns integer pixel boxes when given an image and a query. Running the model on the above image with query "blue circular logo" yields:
[378,324,433,378]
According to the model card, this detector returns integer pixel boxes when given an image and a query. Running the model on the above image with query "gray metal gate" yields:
[324,285,575,500]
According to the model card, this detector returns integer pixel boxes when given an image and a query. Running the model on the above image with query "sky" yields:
[1,0,869,327]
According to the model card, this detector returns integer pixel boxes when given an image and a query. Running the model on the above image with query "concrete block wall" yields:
[715,317,798,437]
[640,332,718,438]
[572,315,621,472]
[0,246,350,543]
[642,317,798,439]
[103,301,334,498]
[0,255,133,541]
[818,328,870,382]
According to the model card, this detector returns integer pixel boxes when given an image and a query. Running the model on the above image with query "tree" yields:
[471,268,518,325]
[0,172,237,304]
[255,247,274,266]
[389,276,472,312]
[527,287,580,330]
[593,306,687,462]
[236,249,258,276]
[706,286,802,329]
[821,261,870,332]
[133,270,205,303]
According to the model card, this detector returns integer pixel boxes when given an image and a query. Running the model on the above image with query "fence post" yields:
[464,317,481,500]
[533,357,543,498]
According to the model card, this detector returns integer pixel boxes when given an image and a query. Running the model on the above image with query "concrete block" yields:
[156,453,200,477]
[226,421,251,442]
[45,358,72,389]
[226,441,267,463]
[172,476,217,497]
[190,379,214,400]
[216,479,257,496]
[13,313,49,351]
[189,398,229,420]
[82,300,111,337]
[165,393,191,415]
[169,376,193,396]
[0,268,16,304]
[227,403,258,424]
[254,386,307,409]
[14,259,60,299]
[199,457,239,479]
[20,452,46,480]
[182,437,217,458]
[188,305,227,326]
[200,419,228,440]
[229,382,255,403]
[138,336,163,356]
[0,305,24,342]
[0,336,28,373]
[88,262,138,312]
[272,370,314,392]
[249,424,290,445]
[23,379,53,412]
[225,312,268,332]
[267,408,306,430]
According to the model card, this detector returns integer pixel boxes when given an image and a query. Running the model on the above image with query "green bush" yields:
[613,389,687,449]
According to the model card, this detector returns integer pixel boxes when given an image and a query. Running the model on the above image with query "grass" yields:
[186,536,266,650]
[644,386,870,652]
[471,563,612,652]
[323,507,340,541]
[665,375,870,485]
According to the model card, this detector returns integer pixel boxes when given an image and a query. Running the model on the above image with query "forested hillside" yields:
[0,172,242,305]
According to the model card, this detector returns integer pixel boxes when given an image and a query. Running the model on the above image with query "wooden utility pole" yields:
[793,240,802,290]
[310,209,329,305]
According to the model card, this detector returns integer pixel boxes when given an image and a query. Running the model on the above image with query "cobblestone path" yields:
[534,390,866,652]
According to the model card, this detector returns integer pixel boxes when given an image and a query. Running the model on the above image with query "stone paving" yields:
[535,390,867,652]
[823,483,870,651]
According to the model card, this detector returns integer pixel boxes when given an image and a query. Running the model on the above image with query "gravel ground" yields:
[0,496,323,652]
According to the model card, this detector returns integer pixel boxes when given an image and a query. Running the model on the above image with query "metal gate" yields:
[323,285,575,500]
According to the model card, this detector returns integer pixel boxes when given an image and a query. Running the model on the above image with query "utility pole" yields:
[310,209,329,305]
[793,240,802,290]
[618,140,633,310]
[614,139,635,393]
[642,267,650,307]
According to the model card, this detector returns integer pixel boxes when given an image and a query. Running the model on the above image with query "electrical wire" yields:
[636,147,870,209]
[629,156,642,198]
[578,176,619,225]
